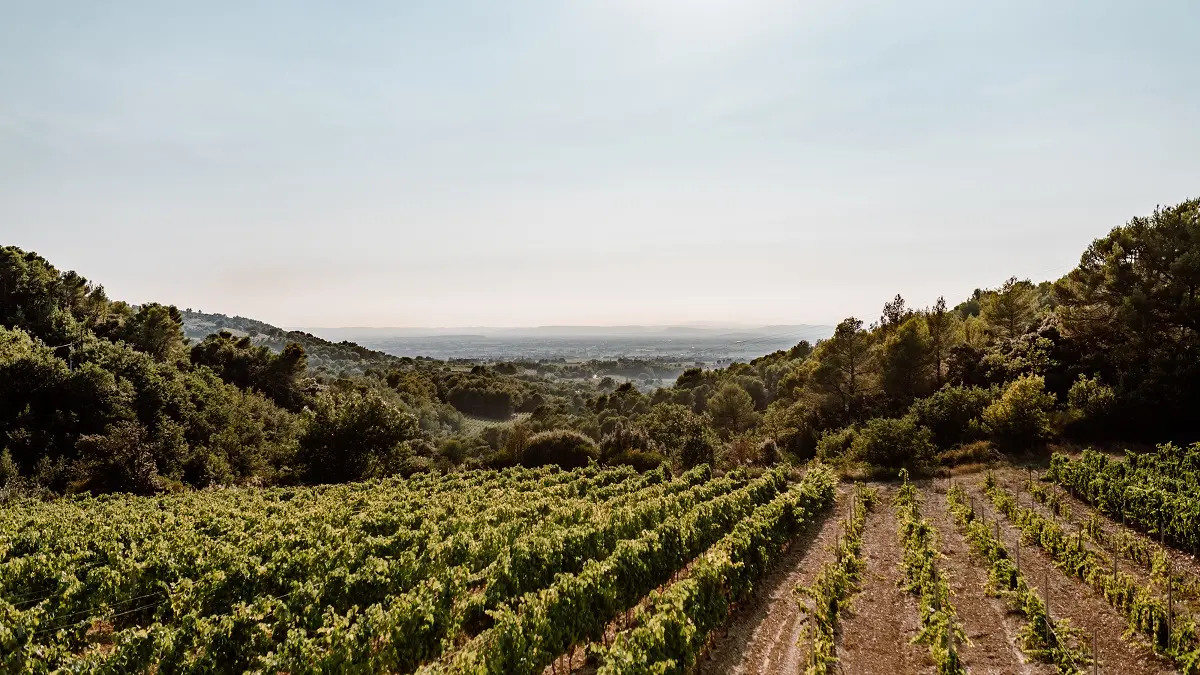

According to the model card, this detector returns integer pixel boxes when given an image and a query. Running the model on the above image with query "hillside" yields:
[181,310,405,377]
[2,197,1200,500]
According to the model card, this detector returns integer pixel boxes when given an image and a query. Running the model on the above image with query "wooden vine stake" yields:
[808,601,817,672]
[1093,625,1099,675]
[1111,538,1117,579]
[1167,557,1174,649]
[1043,564,1052,646]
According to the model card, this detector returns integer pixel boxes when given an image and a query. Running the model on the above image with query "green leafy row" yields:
[414,465,814,675]
[1025,477,1200,601]
[893,472,967,675]
[794,483,876,675]
[945,483,1086,673]
[592,464,838,675]
[0,465,716,674]
[983,473,1200,672]
[2,465,657,670]
[1048,450,1200,555]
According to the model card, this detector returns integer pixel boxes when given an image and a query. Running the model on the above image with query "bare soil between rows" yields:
[561,470,1188,675]
[956,474,1176,674]
[699,484,851,675]
[920,479,1054,675]
[835,485,933,675]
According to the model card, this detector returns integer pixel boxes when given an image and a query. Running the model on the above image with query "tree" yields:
[982,277,1037,340]
[761,400,823,460]
[851,416,935,469]
[599,422,656,461]
[75,421,162,494]
[119,303,187,361]
[297,390,421,484]
[190,332,310,410]
[880,316,931,409]
[907,384,995,448]
[813,317,872,421]
[707,382,760,439]
[1055,198,1200,437]
[927,296,951,387]
[880,294,911,334]
[637,403,717,469]
[0,448,20,486]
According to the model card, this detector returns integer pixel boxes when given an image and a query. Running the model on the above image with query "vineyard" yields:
[8,447,1200,673]
[1,462,838,674]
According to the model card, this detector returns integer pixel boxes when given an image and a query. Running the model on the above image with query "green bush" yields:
[605,449,668,471]
[599,422,655,461]
[296,390,422,484]
[520,429,599,469]
[981,374,1056,445]
[907,384,996,448]
[761,400,821,460]
[851,416,935,469]
[815,426,857,462]
[1067,373,1115,419]
[637,403,718,469]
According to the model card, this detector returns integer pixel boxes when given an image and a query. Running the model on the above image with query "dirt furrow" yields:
[699,484,850,675]
[959,476,1176,674]
[835,485,932,675]
[921,481,1054,675]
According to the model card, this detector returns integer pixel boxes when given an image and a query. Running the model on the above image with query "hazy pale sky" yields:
[3,1,1198,327]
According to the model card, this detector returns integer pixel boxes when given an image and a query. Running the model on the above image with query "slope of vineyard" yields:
[14,455,1200,673]
[0,463,841,674]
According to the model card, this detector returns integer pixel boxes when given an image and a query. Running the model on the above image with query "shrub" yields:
[0,449,17,486]
[75,421,163,494]
[718,435,758,468]
[706,383,760,439]
[761,400,821,460]
[296,390,422,484]
[605,449,667,471]
[815,426,857,462]
[980,374,1056,445]
[437,437,471,465]
[1067,373,1115,420]
[757,438,780,466]
[521,429,599,469]
[637,403,718,469]
[907,385,996,449]
[935,440,999,467]
[851,416,935,469]
[599,422,656,461]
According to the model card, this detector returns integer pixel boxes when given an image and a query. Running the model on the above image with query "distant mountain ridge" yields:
[293,324,834,341]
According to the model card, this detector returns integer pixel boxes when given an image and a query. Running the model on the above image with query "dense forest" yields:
[2,197,1198,497]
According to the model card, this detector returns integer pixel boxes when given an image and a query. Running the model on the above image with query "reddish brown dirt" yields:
[835,485,933,675]
[698,484,851,674]
[920,481,1056,675]
[958,474,1175,674]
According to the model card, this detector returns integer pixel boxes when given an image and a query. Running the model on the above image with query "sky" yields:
[3,1,1199,328]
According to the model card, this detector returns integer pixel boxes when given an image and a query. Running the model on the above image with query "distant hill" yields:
[182,310,405,376]
[297,324,835,341]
